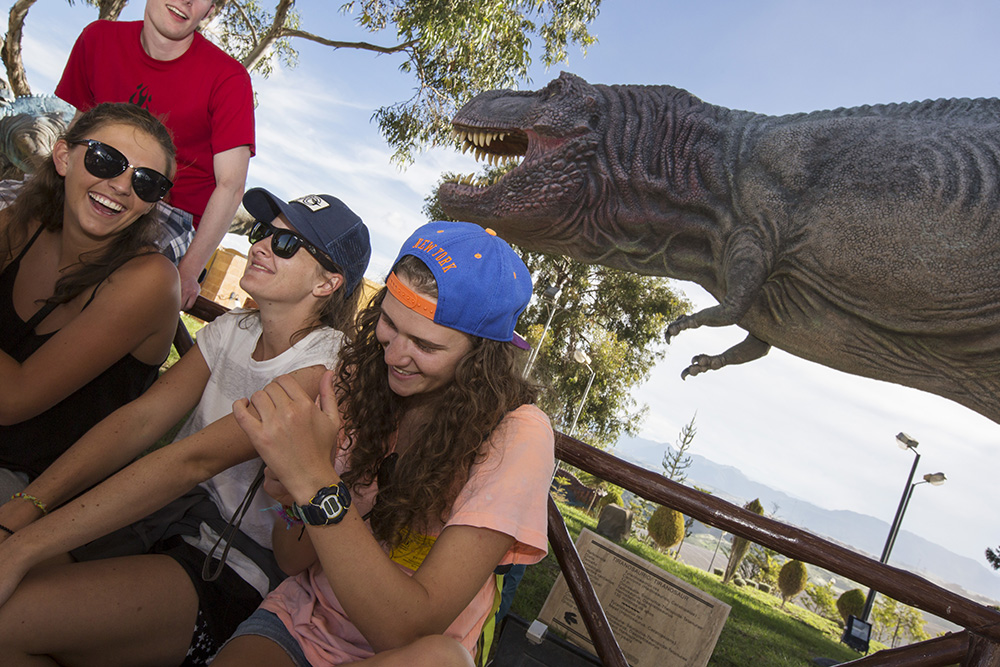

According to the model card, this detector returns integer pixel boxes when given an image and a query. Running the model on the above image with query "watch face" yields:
[297,482,352,525]
[319,494,345,520]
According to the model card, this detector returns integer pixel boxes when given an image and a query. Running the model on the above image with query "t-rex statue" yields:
[439,72,1000,425]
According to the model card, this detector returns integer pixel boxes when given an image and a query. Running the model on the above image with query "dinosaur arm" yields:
[666,231,770,339]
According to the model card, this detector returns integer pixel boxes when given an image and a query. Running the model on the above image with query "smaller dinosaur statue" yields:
[0,94,77,179]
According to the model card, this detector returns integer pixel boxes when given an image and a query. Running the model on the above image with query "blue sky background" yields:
[14,0,1000,590]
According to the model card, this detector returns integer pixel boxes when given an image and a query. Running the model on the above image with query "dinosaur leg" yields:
[681,334,771,379]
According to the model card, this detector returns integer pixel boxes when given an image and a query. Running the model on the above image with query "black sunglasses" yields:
[69,139,173,203]
[247,219,339,272]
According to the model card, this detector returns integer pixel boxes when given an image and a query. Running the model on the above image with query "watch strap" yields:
[292,481,352,526]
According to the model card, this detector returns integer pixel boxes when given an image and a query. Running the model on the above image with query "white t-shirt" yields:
[175,309,341,594]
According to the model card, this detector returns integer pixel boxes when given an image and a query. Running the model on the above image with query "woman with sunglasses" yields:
[211,222,554,667]
[0,189,371,666]
[0,102,180,500]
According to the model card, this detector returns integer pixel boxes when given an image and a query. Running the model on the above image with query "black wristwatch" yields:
[291,481,352,526]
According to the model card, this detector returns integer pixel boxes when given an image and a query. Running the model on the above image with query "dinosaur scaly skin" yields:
[439,72,1000,424]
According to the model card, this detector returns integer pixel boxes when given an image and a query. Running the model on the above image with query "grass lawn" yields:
[510,502,865,666]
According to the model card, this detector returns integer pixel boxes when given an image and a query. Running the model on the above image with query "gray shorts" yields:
[225,608,311,667]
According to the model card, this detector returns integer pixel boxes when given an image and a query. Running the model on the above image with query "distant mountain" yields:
[616,434,1000,603]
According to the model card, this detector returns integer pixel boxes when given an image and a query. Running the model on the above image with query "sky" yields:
[13,0,1000,591]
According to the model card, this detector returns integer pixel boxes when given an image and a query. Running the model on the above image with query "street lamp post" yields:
[568,348,596,437]
[523,284,561,377]
[859,433,946,623]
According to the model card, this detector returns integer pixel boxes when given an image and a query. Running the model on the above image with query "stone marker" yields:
[538,528,730,667]
[595,503,632,543]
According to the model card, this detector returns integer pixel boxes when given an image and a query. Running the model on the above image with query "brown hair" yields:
[0,102,176,306]
[336,255,538,547]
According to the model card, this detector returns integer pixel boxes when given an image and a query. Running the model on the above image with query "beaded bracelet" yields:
[0,523,14,536]
[11,492,47,515]
[263,504,304,528]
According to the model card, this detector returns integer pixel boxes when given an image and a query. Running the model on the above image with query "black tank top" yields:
[0,226,160,479]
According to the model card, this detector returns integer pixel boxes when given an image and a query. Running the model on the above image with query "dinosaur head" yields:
[439,72,603,251]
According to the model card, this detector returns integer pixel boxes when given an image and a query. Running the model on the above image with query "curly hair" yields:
[0,103,176,306]
[336,255,538,548]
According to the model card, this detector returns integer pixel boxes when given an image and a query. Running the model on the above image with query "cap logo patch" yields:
[292,195,329,212]
[412,238,457,272]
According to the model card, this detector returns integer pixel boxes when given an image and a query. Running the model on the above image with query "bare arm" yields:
[236,373,514,651]
[0,253,180,424]
[0,365,327,606]
[263,467,319,576]
[176,146,251,309]
[0,345,211,534]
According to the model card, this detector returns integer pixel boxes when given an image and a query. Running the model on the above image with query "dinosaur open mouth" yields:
[447,123,529,187]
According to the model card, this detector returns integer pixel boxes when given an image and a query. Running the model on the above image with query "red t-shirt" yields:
[55,20,255,226]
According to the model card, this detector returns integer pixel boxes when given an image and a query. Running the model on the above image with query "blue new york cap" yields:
[390,221,531,348]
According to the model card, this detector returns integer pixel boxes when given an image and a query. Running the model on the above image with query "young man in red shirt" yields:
[56,0,255,308]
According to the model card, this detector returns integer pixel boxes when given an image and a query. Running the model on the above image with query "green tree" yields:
[595,485,623,513]
[723,498,765,584]
[872,596,930,648]
[425,172,690,447]
[2,0,600,163]
[837,588,866,626]
[987,545,1000,570]
[647,505,685,552]
[777,560,809,607]
[741,544,780,588]
[802,581,841,623]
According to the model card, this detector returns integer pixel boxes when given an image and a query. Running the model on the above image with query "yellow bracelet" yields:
[11,492,47,515]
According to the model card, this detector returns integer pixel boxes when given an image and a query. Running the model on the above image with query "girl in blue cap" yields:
[214,222,554,667]
[0,190,371,666]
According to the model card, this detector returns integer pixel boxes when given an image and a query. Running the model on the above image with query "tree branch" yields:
[280,28,417,55]
[3,0,37,96]
[240,0,293,72]
[228,0,259,45]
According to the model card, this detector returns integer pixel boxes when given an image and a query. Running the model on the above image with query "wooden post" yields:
[546,496,629,667]
[965,633,1000,667]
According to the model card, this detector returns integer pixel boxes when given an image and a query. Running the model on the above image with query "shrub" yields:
[596,485,624,512]
[723,498,765,583]
[647,505,685,551]
[778,560,809,607]
[837,588,867,625]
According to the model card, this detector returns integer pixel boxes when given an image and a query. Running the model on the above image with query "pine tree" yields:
[987,545,1000,570]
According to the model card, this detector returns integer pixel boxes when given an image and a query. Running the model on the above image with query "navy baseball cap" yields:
[243,188,371,295]
[389,221,531,348]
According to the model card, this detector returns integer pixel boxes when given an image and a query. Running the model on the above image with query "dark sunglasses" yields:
[247,219,339,272]
[69,139,173,203]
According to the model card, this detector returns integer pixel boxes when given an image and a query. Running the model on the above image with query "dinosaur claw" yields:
[680,368,690,380]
